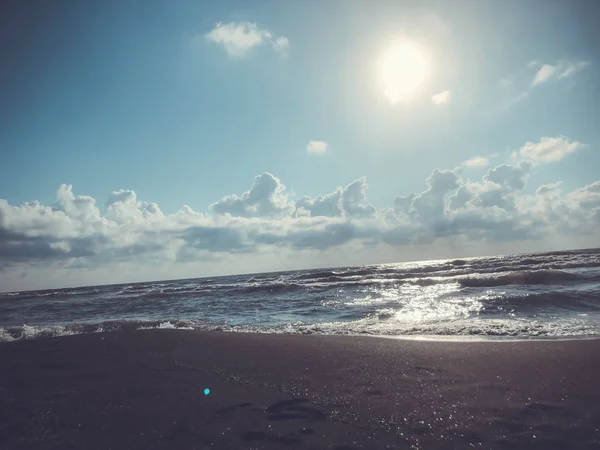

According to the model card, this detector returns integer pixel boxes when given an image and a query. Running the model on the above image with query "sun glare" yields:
[377,41,430,103]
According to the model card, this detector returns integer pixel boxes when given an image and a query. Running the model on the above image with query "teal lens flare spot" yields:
[204,388,211,395]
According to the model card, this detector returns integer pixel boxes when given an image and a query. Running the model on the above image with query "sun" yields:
[377,41,430,103]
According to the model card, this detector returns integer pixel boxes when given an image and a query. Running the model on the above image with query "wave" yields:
[0,324,81,342]
[458,269,580,288]
[4,252,599,303]
[3,269,592,307]
[479,291,600,315]
[0,319,203,342]
[0,291,22,297]
[449,259,468,266]
[295,270,341,281]
[292,256,600,287]
[4,311,599,343]
[199,318,600,339]
[0,288,102,301]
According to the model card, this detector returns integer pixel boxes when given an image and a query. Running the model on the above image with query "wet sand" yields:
[1,330,599,449]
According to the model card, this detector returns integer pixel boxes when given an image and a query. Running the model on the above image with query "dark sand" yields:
[1,331,599,449]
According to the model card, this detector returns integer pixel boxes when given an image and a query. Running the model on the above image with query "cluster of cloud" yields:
[514,136,586,164]
[503,59,591,109]
[531,60,590,86]
[206,22,289,57]
[464,136,584,173]
[1,137,597,276]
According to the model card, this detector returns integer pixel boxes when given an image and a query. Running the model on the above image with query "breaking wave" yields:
[0,320,202,342]
[3,316,599,342]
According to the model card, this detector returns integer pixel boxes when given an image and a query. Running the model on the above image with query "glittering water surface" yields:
[1,248,600,341]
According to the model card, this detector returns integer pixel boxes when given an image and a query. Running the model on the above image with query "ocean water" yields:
[1,248,600,342]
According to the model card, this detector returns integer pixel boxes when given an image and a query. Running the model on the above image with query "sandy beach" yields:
[1,330,599,449]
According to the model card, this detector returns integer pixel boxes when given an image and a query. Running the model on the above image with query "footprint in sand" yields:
[265,398,328,422]
[235,398,328,446]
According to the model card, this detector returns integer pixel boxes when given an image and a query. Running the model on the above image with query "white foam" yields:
[0,328,16,342]
[137,321,194,331]
[0,324,79,342]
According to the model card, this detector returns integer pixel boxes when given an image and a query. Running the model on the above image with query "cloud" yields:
[432,90,452,105]
[1,138,599,290]
[296,191,342,217]
[104,188,164,225]
[517,136,585,164]
[340,178,377,218]
[307,141,328,154]
[463,156,490,169]
[532,60,590,86]
[409,169,461,226]
[179,225,250,253]
[499,60,591,111]
[296,177,376,218]
[532,64,557,86]
[485,161,531,190]
[205,22,289,57]
[211,173,293,217]
[272,36,290,55]
[253,220,362,251]
[557,61,591,79]
[536,182,562,196]
[501,59,590,112]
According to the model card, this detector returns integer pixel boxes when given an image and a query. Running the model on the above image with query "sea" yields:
[1,248,600,342]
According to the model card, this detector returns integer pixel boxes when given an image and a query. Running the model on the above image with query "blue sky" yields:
[1,0,599,291]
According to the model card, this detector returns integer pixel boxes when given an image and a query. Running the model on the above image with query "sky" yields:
[1,0,599,292]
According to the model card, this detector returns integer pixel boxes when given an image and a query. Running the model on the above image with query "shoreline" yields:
[370,333,600,342]
[2,321,600,343]
[2,329,600,449]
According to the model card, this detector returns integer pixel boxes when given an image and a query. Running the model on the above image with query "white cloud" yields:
[536,182,562,196]
[463,156,490,169]
[532,64,557,86]
[432,90,452,105]
[272,36,290,55]
[1,137,599,290]
[532,60,590,86]
[211,173,293,217]
[205,22,289,57]
[340,177,376,218]
[295,177,375,219]
[296,190,342,217]
[557,60,591,79]
[307,141,328,154]
[485,161,531,191]
[518,136,585,163]
[500,59,590,112]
